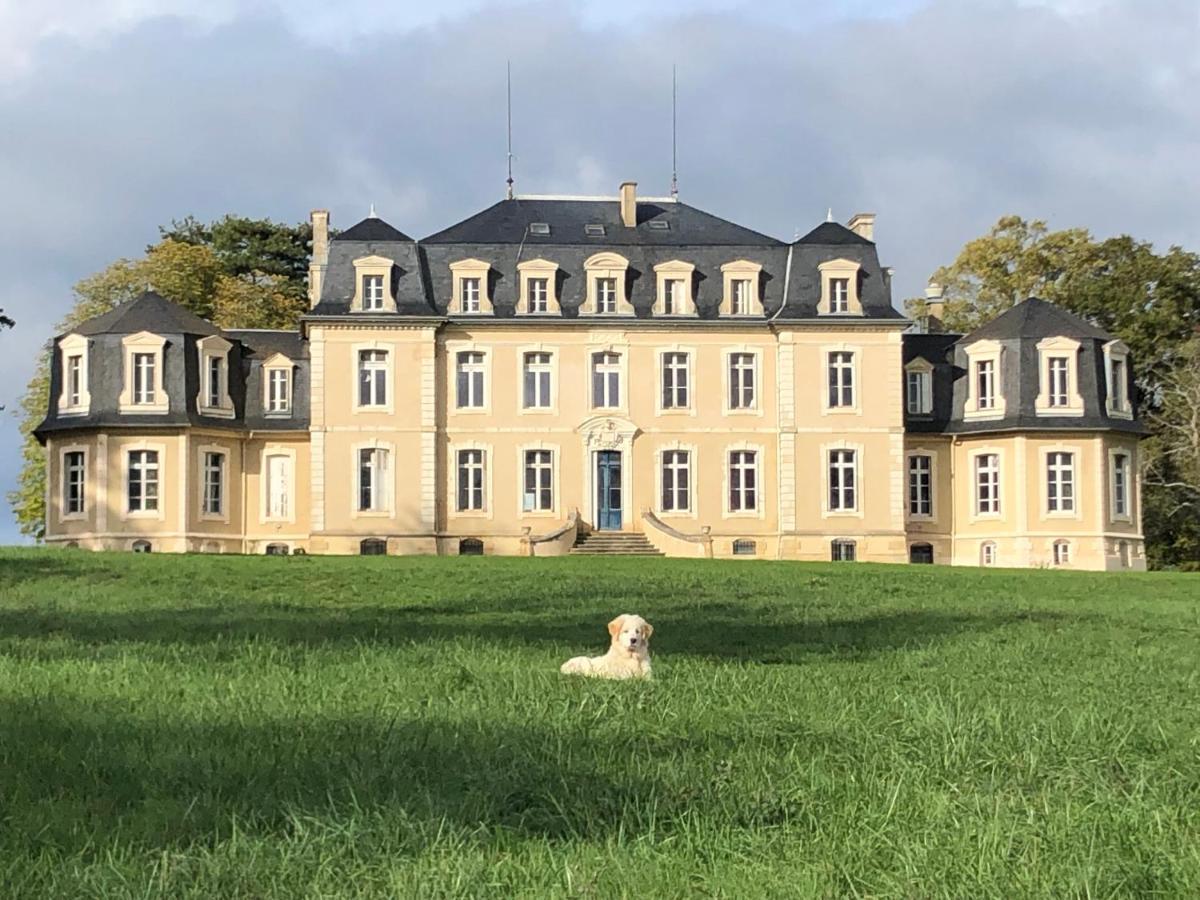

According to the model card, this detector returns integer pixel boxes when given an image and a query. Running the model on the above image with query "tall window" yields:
[1053,540,1071,566]
[732,279,752,315]
[661,450,690,513]
[908,455,932,516]
[1046,451,1075,513]
[64,451,85,516]
[830,278,850,313]
[358,447,389,512]
[456,449,486,511]
[729,450,758,512]
[203,451,224,516]
[975,453,1000,515]
[206,355,223,408]
[729,353,756,410]
[523,352,552,409]
[1047,357,1070,407]
[358,350,388,408]
[363,274,385,311]
[1110,358,1127,411]
[1112,452,1130,517]
[128,450,159,513]
[461,277,482,313]
[596,277,617,313]
[523,450,553,511]
[592,352,621,408]
[267,368,291,414]
[975,360,996,410]
[265,454,291,520]
[663,279,684,315]
[828,351,855,409]
[528,278,549,313]
[661,352,689,410]
[133,353,156,405]
[906,370,931,414]
[828,449,857,512]
[456,351,486,409]
[66,355,83,407]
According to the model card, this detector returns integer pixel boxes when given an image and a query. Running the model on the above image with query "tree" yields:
[0,308,12,330]
[9,219,311,539]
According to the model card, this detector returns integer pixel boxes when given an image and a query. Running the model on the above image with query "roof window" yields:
[585,224,606,236]
[647,220,670,230]
[529,222,550,235]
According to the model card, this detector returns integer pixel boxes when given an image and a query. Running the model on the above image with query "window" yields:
[827,351,855,409]
[1047,357,1070,407]
[63,451,85,516]
[265,453,291,520]
[975,360,996,410]
[663,279,685,315]
[362,274,385,310]
[358,447,389,512]
[661,450,690,513]
[729,450,758,513]
[585,223,605,236]
[459,537,484,555]
[1110,358,1127,411]
[353,256,395,312]
[133,353,156,405]
[66,355,83,407]
[731,279,753,315]
[206,355,223,408]
[1053,540,1071,566]
[830,278,850,313]
[654,261,695,315]
[523,450,553,512]
[461,277,482,313]
[267,368,291,414]
[975,453,1000,515]
[529,222,550,235]
[456,351,486,409]
[457,449,485,512]
[592,352,621,408]
[732,539,757,556]
[523,352,552,409]
[910,543,934,564]
[1046,451,1075,514]
[729,353,756,411]
[906,370,931,415]
[1119,540,1131,568]
[128,450,159,513]
[1112,452,1130,517]
[265,543,289,556]
[908,455,932,517]
[597,277,618,313]
[661,352,689,410]
[59,334,91,414]
[132,539,153,554]
[831,539,856,562]
[528,278,549,313]
[828,449,857,512]
[980,541,997,566]
[358,350,388,408]
[203,451,224,516]
[360,538,387,556]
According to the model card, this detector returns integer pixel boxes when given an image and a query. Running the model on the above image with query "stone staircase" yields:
[570,530,664,556]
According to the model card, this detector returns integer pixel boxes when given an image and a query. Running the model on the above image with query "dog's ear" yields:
[607,615,624,637]
[642,621,653,639]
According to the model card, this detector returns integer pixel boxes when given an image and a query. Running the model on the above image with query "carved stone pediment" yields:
[577,415,639,449]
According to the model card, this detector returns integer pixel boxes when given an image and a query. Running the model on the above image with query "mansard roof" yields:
[73,291,221,337]
[334,216,413,243]
[960,296,1112,344]
[795,221,874,246]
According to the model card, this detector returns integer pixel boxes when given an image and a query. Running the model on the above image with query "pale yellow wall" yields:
[903,435,954,564]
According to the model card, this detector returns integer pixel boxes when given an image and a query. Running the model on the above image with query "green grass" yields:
[0,549,1198,898]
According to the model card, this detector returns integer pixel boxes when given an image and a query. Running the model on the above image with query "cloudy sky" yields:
[1,0,1197,542]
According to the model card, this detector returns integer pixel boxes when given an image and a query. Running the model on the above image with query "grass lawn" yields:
[0,549,1198,898]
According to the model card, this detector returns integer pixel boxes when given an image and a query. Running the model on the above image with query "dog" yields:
[560,613,653,680]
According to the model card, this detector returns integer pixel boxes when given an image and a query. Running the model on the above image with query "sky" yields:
[1,0,1198,543]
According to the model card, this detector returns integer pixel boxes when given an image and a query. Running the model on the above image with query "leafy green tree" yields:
[10,221,311,539]
[0,308,12,329]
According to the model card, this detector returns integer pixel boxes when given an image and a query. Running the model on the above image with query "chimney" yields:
[847,212,875,241]
[309,209,330,309]
[924,282,945,330]
[619,181,637,228]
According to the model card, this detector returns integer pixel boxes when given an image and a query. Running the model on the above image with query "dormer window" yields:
[977,360,996,409]
[904,358,934,415]
[597,279,617,312]
[963,340,1006,421]
[57,333,91,416]
[262,353,294,417]
[585,224,605,237]
[516,259,560,315]
[197,335,234,418]
[654,260,695,316]
[351,256,396,313]
[583,253,633,315]
[817,259,863,315]
[119,332,169,414]
[720,260,763,316]
[1035,336,1083,417]
[449,259,493,315]
[1104,340,1133,419]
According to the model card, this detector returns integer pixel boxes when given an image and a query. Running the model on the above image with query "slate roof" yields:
[962,296,1111,343]
[334,216,413,243]
[795,221,874,246]
[74,291,221,337]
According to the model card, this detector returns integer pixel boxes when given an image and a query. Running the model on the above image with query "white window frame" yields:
[353,343,392,413]
[1104,340,1133,419]
[654,260,696,316]
[1052,539,1071,567]
[262,353,294,417]
[823,347,859,414]
[817,258,863,316]
[261,447,296,524]
[822,441,863,518]
[197,335,234,418]
[57,333,91,416]
[198,444,229,522]
[724,443,765,518]
[1035,336,1084,417]
[656,443,696,517]
[906,452,934,519]
[724,348,761,415]
[454,348,490,412]
[1108,447,1134,523]
[518,444,559,517]
[590,350,624,411]
[720,260,763,316]
[904,358,933,415]
[1043,448,1078,518]
[124,442,165,520]
[980,541,997,567]
[119,332,169,414]
[970,449,1003,519]
[658,348,693,414]
[353,441,394,517]
[583,252,633,316]
[60,445,87,521]
[449,258,493,315]
[521,349,555,412]
[351,255,396,313]
[517,259,560,315]
[963,340,1006,420]
[451,443,492,517]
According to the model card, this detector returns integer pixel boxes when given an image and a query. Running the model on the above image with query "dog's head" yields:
[608,614,653,656]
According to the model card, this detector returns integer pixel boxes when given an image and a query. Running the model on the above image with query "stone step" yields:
[569,531,664,556]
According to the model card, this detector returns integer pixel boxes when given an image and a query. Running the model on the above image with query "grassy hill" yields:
[1,548,1197,898]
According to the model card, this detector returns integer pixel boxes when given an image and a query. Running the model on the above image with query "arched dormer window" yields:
[57,333,91,416]
[583,252,633,316]
[197,335,234,418]
[817,259,863,315]
[720,260,763,316]
[963,340,1006,421]
[119,331,169,414]
[1035,336,1084,417]
[449,259,493,315]
[516,259,560,315]
[654,260,696,316]
[352,255,396,312]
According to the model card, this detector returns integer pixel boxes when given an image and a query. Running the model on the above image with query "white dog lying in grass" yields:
[560,614,653,680]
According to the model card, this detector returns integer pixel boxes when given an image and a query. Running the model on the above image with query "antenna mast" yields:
[670,64,679,200]
[506,60,515,200]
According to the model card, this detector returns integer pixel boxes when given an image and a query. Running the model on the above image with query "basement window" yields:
[585,224,606,236]
[360,538,387,556]
[265,543,290,556]
[831,539,857,562]
[529,223,550,235]
[459,537,484,556]
[732,539,757,556]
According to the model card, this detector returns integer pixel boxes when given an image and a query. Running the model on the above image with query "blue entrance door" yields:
[597,451,623,530]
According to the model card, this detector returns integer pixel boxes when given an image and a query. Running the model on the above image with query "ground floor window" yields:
[831,539,856,562]
[728,450,758,512]
[661,449,690,513]
[360,538,387,556]
[127,449,159,513]
[203,451,225,516]
[910,542,934,564]
[523,449,554,512]
[1118,540,1131,568]
[63,450,86,516]
[456,449,486,512]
